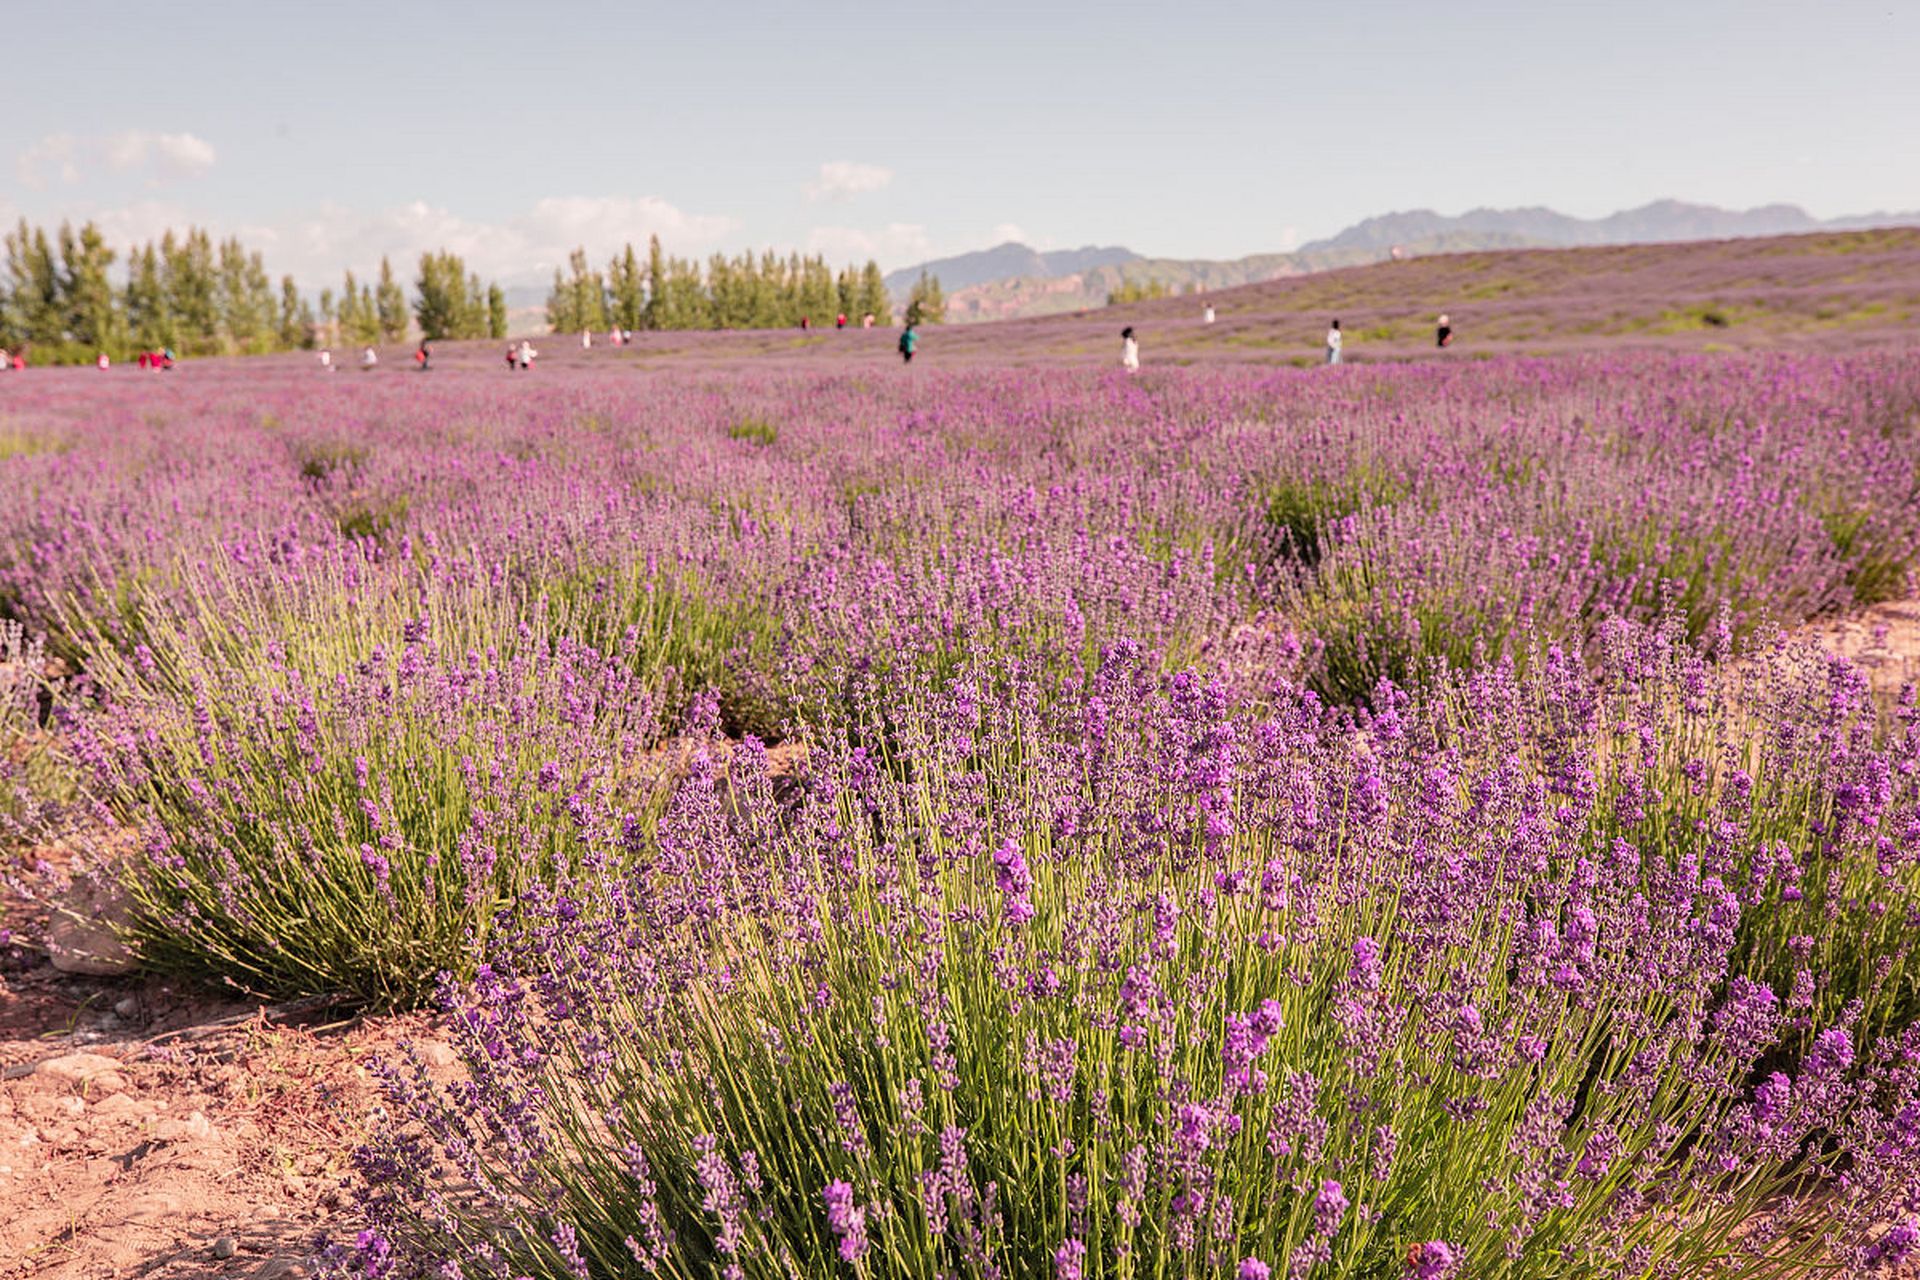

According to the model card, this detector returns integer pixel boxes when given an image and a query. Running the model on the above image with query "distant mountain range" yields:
[882,245,1138,298]
[896,200,1920,322]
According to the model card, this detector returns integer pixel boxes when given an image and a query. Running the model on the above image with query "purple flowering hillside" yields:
[1,341,1917,1275]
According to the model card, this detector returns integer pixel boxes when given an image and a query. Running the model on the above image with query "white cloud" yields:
[15,134,81,189]
[15,129,216,189]
[806,222,932,268]
[806,161,894,202]
[104,131,218,180]
[56,195,741,287]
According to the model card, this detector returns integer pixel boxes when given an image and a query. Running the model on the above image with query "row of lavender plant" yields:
[6,354,1917,700]
[328,622,1920,1278]
[10,350,1916,1002]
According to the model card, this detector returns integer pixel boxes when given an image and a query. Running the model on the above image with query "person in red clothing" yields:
[836,313,847,329]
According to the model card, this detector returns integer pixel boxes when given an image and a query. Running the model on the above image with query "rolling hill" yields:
[904,201,1920,323]
[321,227,1920,372]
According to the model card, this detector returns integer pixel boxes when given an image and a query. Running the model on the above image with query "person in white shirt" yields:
[361,345,378,370]
[581,329,592,350]
[1326,320,1343,365]
[517,339,538,369]
[1120,326,1140,374]
[1203,305,1215,325]
[318,349,333,371]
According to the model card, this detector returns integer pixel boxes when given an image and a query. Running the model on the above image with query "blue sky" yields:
[4,0,1916,286]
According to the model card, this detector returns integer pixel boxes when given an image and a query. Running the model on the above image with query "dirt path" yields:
[1794,595,1920,702]
[0,963,449,1280]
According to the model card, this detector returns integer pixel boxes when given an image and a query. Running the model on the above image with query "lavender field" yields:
[6,343,1920,1277]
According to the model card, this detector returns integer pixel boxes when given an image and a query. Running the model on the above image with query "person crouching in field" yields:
[899,323,917,364]
[1436,314,1452,348]
[1326,319,1343,365]
[1121,326,1140,374]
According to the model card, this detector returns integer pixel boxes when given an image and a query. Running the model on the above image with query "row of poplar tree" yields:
[0,218,507,363]
[546,235,912,332]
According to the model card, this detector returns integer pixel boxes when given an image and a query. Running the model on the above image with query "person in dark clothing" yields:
[898,324,918,364]
[415,341,431,371]
[1436,314,1453,348]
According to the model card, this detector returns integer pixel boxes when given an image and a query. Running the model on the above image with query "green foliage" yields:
[279,275,315,349]
[905,270,947,326]
[337,270,380,345]
[727,416,779,447]
[607,243,645,332]
[1254,467,1406,567]
[375,256,410,342]
[1822,503,1914,606]
[547,247,610,334]
[857,259,891,324]
[488,283,509,340]
[413,251,491,340]
[1106,276,1171,305]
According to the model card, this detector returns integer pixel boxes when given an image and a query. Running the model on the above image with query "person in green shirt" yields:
[898,324,918,365]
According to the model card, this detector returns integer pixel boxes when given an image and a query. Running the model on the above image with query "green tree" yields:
[4,219,64,349]
[836,267,857,320]
[338,270,380,344]
[799,255,837,326]
[59,221,125,357]
[546,267,577,335]
[547,247,607,333]
[857,260,891,324]
[375,256,409,342]
[279,275,315,349]
[124,243,175,351]
[642,235,667,330]
[164,229,220,354]
[904,270,946,326]
[414,251,487,340]
[1107,277,1171,305]
[488,282,508,339]
[607,243,644,332]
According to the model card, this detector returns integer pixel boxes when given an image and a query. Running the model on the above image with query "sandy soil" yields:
[1795,594,1920,703]
[0,958,449,1280]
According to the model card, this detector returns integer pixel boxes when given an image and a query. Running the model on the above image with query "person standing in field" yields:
[96,352,110,370]
[1121,326,1140,374]
[1326,320,1343,365]
[517,339,537,370]
[862,313,875,329]
[1203,304,1215,325]
[318,348,333,371]
[898,323,918,364]
[414,340,431,372]
[361,345,378,371]
[1436,314,1453,348]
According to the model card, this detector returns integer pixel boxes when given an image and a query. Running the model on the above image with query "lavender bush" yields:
[66,578,673,1005]
[335,625,1920,1278]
